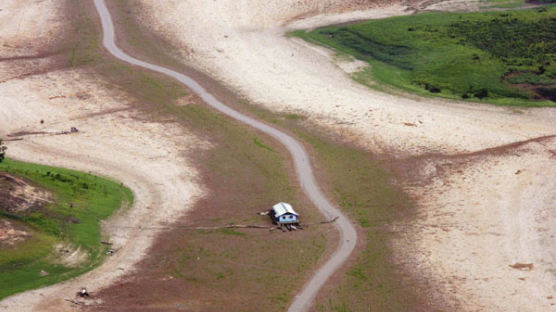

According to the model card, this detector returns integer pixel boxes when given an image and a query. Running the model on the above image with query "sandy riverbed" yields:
[132,0,556,310]
[1,0,555,310]
[0,1,205,311]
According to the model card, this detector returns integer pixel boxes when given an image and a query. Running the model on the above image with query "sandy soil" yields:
[0,1,205,311]
[0,173,53,213]
[392,138,556,311]
[0,0,68,84]
[0,219,29,246]
[136,0,555,155]
[0,67,205,311]
[424,0,481,11]
[132,0,556,310]
[0,0,66,58]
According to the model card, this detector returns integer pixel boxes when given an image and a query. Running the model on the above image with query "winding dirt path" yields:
[93,0,357,311]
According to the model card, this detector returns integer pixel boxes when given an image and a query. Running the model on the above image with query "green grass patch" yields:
[253,137,275,152]
[0,159,132,299]
[480,0,527,9]
[293,7,556,107]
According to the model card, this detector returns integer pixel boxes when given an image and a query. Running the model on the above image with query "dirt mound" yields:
[0,173,52,213]
[0,219,29,246]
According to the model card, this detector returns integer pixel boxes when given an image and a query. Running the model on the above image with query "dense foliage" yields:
[528,0,556,4]
[320,28,415,69]
[296,6,556,106]
[450,16,556,64]
[0,140,6,163]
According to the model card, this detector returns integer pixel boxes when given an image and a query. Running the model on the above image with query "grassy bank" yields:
[293,6,556,107]
[0,159,132,299]
[59,0,422,310]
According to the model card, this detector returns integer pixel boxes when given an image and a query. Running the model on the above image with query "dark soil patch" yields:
[0,173,50,214]
[526,0,556,4]
[7,131,49,138]
[387,134,556,187]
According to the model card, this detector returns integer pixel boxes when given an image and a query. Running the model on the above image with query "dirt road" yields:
[2,0,555,310]
[94,0,357,311]
[130,1,556,310]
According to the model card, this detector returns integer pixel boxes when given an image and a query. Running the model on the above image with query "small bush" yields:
[474,88,489,99]
[425,83,441,93]
[538,87,556,101]
[0,139,6,163]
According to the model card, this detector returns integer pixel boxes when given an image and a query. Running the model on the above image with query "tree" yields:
[0,139,6,163]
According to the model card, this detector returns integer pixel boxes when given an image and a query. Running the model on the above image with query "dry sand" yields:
[132,0,556,311]
[0,0,66,58]
[135,0,555,156]
[0,68,206,311]
[392,138,556,310]
[0,0,555,311]
[0,1,205,311]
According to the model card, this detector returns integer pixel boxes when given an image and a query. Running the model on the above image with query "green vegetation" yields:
[0,159,132,299]
[528,0,556,4]
[0,139,6,163]
[480,0,527,9]
[293,6,556,106]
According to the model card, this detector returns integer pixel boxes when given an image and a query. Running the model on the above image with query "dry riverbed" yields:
[130,0,556,310]
[1,0,555,311]
[0,1,204,310]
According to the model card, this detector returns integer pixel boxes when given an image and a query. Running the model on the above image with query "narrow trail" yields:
[93,0,357,311]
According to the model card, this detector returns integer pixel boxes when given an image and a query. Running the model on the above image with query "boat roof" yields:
[272,202,298,217]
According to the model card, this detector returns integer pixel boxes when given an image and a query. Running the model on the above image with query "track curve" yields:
[93,0,357,310]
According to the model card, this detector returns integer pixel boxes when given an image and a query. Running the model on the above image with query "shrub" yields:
[538,87,556,101]
[0,139,6,163]
[474,88,489,99]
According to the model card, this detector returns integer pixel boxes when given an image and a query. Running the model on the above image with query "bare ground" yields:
[0,219,30,247]
[0,0,555,311]
[130,0,556,311]
[0,173,53,213]
[0,1,205,310]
